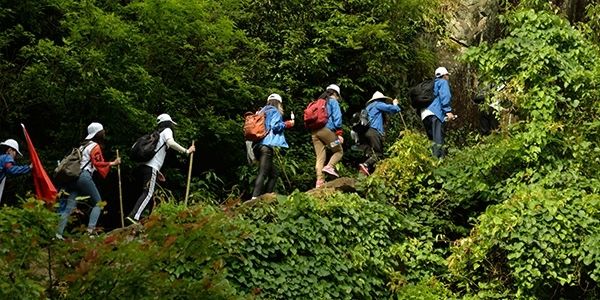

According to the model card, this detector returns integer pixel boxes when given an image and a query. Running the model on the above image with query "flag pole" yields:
[116,149,124,228]
[184,141,195,206]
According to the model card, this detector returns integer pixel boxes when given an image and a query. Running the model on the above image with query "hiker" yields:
[358,91,401,176]
[311,84,343,188]
[420,67,455,158]
[251,93,294,200]
[56,122,121,239]
[0,139,32,203]
[127,113,195,224]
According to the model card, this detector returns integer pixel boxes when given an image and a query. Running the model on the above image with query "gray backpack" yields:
[54,143,91,184]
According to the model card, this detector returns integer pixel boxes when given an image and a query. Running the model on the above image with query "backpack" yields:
[54,143,92,184]
[409,79,435,110]
[303,98,329,130]
[130,130,166,162]
[243,107,269,142]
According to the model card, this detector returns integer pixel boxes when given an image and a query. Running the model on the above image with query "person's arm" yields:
[90,145,111,178]
[330,100,343,134]
[269,110,286,134]
[376,101,401,114]
[3,160,31,176]
[164,128,195,155]
[439,80,452,114]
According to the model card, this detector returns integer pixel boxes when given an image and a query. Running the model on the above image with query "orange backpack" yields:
[243,108,268,141]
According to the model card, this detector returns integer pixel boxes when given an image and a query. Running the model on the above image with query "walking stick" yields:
[399,111,408,131]
[184,141,195,206]
[116,149,124,228]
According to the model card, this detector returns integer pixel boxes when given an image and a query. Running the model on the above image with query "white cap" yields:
[326,84,341,96]
[367,91,391,103]
[267,93,282,103]
[0,139,22,156]
[85,122,104,140]
[157,113,177,125]
[435,67,450,78]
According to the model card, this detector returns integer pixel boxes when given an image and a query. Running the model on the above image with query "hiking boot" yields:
[55,233,64,241]
[359,163,370,176]
[322,165,339,177]
[315,179,325,188]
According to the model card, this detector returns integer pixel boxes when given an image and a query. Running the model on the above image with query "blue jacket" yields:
[0,154,31,181]
[426,78,452,122]
[257,105,289,148]
[367,100,401,135]
[325,97,343,132]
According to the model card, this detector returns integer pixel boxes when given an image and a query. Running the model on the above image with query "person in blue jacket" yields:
[311,84,343,188]
[358,91,401,176]
[251,93,295,199]
[420,67,455,158]
[0,139,32,203]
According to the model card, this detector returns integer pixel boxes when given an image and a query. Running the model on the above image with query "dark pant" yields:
[363,128,383,167]
[128,165,157,220]
[252,145,278,198]
[423,115,445,158]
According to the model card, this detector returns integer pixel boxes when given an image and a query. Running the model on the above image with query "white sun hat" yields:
[85,122,104,140]
[157,113,178,125]
[326,84,341,96]
[0,139,22,156]
[267,93,283,103]
[435,67,450,78]
[367,91,391,103]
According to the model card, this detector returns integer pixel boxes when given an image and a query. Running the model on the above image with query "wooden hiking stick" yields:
[116,149,124,228]
[184,141,195,206]
[399,111,408,131]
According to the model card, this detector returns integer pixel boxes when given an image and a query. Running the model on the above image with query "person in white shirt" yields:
[127,114,195,223]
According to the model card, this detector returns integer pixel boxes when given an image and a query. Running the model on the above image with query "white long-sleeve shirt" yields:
[145,128,188,171]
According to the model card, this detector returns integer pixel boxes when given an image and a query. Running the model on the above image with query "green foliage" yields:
[448,185,600,298]
[394,278,457,300]
[0,199,58,299]
[226,192,407,299]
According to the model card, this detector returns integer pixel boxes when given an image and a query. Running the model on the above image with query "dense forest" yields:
[1,0,599,299]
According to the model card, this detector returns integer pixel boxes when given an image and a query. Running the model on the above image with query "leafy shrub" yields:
[448,185,600,298]
[226,192,407,299]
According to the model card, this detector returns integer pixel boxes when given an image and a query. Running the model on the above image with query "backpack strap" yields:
[153,127,169,155]
[79,141,95,171]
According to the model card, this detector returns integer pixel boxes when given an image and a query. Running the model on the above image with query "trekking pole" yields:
[184,140,195,206]
[116,149,124,228]
[399,111,408,131]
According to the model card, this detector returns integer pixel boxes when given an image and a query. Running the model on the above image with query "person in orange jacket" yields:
[56,122,120,239]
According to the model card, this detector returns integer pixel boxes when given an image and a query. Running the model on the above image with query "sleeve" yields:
[377,102,401,114]
[330,100,343,132]
[163,129,188,154]
[438,80,452,113]
[269,109,286,134]
[3,156,31,176]
[90,145,111,178]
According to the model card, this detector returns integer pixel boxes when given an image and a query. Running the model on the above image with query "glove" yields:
[335,129,343,136]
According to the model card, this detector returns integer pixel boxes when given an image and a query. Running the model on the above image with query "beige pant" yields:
[311,127,343,180]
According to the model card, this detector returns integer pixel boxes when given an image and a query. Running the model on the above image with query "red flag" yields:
[21,124,58,203]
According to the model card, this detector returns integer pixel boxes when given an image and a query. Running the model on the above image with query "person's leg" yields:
[363,128,383,167]
[57,182,79,235]
[264,148,278,194]
[76,171,103,232]
[252,146,273,198]
[128,166,157,221]
[312,131,326,183]
[431,117,445,158]
[316,128,343,169]
[422,115,434,141]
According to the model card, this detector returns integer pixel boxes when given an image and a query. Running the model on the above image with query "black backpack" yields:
[130,130,166,162]
[409,79,435,110]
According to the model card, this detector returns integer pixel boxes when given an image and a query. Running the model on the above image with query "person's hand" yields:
[446,112,456,121]
[157,172,166,182]
[111,157,121,166]
[392,98,399,106]
[187,144,196,154]
[338,135,344,144]
[30,164,33,169]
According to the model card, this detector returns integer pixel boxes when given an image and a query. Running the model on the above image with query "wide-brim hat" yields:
[267,93,282,103]
[0,139,22,156]
[85,122,104,140]
[366,91,391,104]
[157,113,178,125]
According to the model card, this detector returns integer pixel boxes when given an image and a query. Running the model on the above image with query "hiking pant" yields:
[252,145,278,198]
[311,127,343,181]
[423,115,445,158]
[57,170,102,235]
[363,128,384,167]
[129,165,157,221]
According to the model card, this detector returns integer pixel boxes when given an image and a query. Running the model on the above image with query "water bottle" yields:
[329,139,340,148]
[290,112,295,120]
